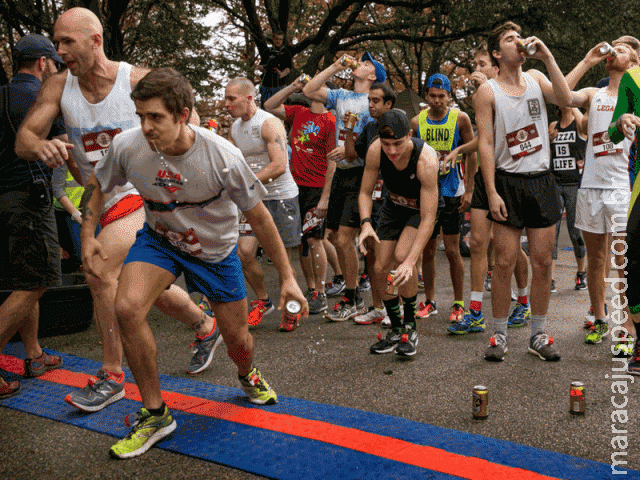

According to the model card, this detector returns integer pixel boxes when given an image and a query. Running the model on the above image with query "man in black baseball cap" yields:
[377,108,411,139]
[14,34,64,65]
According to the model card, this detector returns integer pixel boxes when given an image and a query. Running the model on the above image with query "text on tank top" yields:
[550,119,585,185]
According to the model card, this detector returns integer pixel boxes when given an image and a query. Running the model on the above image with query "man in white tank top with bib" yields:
[475,21,576,363]
[564,40,638,346]
[16,7,219,412]
[225,77,301,328]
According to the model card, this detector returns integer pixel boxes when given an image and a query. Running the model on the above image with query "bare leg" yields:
[492,224,520,319]
[323,236,341,277]
[331,226,359,291]
[211,298,254,377]
[237,236,267,299]
[582,231,610,320]
[308,237,327,294]
[443,233,464,302]
[299,243,315,291]
[469,209,492,293]
[422,237,438,300]
[526,226,556,316]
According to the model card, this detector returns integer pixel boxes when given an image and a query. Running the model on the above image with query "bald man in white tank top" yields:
[16,7,219,413]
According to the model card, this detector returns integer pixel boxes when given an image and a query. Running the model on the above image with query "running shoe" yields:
[325,276,346,297]
[484,333,507,362]
[370,329,402,354]
[308,291,328,315]
[507,302,531,328]
[484,271,492,292]
[239,367,277,405]
[64,369,125,412]
[381,315,391,327]
[325,298,357,322]
[354,306,386,325]
[449,304,464,323]
[109,406,176,459]
[416,300,437,319]
[395,327,418,356]
[0,380,21,400]
[528,333,561,361]
[511,290,517,302]
[304,288,315,303]
[248,298,274,326]
[613,334,635,357]
[628,341,640,376]
[584,304,608,329]
[24,351,63,378]
[448,309,485,334]
[575,271,587,290]
[550,279,557,293]
[186,323,223,375]
[358,274,371,292]
[585,320,609,344]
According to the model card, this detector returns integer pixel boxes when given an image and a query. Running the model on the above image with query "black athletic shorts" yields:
[0,190,61,290]
[430,196,463,239]
[470,169,489,211]
[490,169,561,230]
[376,198,421,241]
[326,167,364,231]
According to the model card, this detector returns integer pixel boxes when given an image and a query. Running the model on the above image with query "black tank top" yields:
[550,119,585,185]
[380,138,424,207]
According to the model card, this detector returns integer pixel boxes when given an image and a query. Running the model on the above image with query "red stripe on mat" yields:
[1,354,559,480]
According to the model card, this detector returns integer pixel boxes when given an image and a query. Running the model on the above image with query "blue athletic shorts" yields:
[124,223,246,303]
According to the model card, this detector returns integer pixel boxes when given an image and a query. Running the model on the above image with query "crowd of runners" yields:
[1,8,640,459]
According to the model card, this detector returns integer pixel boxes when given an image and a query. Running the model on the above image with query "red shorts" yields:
[100,194,144,228]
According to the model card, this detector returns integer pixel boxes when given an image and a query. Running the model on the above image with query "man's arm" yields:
[565,43,608,90]
[457,111,477,212]
[357,139,382,255]
[15,73,72,167]
[410,114,420,137]
[343,114,359,162]
[79,173,107,278]
[316,159,336,219]
[263,78,304,120]
[257,118,289,184]
[243,201,308,314]
[302,55,350,103]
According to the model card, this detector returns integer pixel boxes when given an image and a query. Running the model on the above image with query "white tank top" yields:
[581,88,632,190]
[61,62,139,210]
[489,73,550,173]
[231,108,298,201]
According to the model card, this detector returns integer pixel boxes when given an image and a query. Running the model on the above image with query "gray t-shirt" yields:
[95,125,267,263]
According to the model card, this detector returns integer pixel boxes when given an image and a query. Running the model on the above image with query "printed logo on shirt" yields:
[294,121,321,153]
[506,124,543,161]
[81,128,122,165]
[153,170,184,193]
[527,99,541,119]
[252,126,261,138]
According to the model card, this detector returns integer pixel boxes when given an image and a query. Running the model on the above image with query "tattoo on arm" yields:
[80,184,96,221]
[274,135,286,153]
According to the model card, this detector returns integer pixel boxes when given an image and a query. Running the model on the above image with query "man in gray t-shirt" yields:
[81,68,307,459]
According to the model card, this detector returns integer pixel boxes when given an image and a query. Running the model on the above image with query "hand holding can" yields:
[517,39,537,56]
[344,111,358,130]
[599,42,617,58]
[340,54,358,70]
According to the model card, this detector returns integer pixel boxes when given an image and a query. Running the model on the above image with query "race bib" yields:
[238,214,252,235]
[372,179,383,200]
[388,192,418,210]
[337,129,358,142]
[592,131,622,157]
[302,207,323,233]
[506,124,543,161]
[437,150,454,175]
[154,223,203,256]
[81,128,122,165]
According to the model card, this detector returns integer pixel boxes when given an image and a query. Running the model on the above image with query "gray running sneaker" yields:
[64,369,125,412]
[370,329,403,354]
[325,299,357,322]
[484,333,508,362]
[187,323,223,375]
[528,333,561,361]
[395,327,418,357]
[308,291,328,315]
[326,276,345,297]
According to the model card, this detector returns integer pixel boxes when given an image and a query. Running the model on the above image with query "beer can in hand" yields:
[344,111,358,130]
[298,73,311,85]
[569,382,586,415]
[472,385,488,419]
[599,42,617,58]
[386,271,398,296]
[280,300,302,332]
[340,55,358,69]
[517,40,537,56]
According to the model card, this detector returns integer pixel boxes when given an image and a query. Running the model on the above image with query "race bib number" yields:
[337,129,358,142]
[302,207,323,233]
[592,131,622,157]
[506,124,543,161]
[238,214,252,235]
[372,179,383,200]
[81,128,122,165]
[388,192,418,210]
[553,157,576,171]
[154,223,203,256]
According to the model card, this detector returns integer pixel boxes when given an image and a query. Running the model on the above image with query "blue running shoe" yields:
[507,302,530,328]
[448,309,485,335]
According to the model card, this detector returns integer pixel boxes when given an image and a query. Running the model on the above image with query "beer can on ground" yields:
[344,111,358,130]
[569,381,586,415]
[516,40,537,56]
[472,385,488,419]
[280,300,302,332]
[599,42,617,57]
[298,73,311,85]
[386,271,398,296]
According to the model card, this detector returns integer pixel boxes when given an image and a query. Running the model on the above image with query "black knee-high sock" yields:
[402,295,417,329]
[383,297,402,330]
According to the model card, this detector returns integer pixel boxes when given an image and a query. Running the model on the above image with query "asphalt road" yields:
[1,220,638,479]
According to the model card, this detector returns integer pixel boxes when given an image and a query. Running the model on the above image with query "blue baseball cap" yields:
[361,52,387,83]
[426,73,451,93]
[15,34,64,64]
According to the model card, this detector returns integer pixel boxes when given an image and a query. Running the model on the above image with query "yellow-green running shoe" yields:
[239,367,278,405]
[585,320,609,344]
[109,406,176,459]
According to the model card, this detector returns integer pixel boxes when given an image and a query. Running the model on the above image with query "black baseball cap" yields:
[378,109,410,139]
[15,34,64,64]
